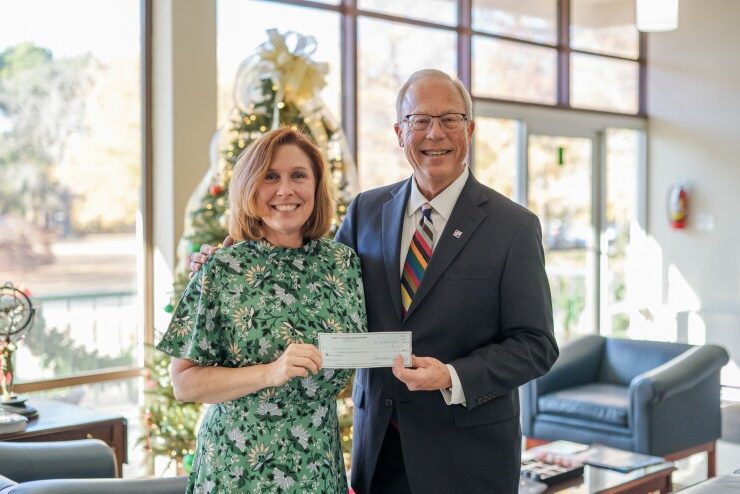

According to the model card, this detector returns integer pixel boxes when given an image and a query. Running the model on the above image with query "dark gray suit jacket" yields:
[336,173,558,494]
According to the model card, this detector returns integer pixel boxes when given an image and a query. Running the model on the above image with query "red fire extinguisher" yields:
[668,183,689,229]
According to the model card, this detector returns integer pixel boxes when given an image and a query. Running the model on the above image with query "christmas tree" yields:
[142,29,358,472]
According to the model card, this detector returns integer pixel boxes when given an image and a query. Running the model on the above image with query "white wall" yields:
[647,0,740,386]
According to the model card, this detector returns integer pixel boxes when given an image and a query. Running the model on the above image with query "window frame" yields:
[272,0,646,158]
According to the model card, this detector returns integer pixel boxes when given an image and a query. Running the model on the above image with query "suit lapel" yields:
[405,175,488,319]
[382,179,411,321]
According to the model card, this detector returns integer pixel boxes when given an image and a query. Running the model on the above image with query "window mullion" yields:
[458,0,472,90]
[557,0,571,107]
[341,0,358,162]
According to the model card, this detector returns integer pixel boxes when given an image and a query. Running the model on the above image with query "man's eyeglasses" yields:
[401,113,468,132]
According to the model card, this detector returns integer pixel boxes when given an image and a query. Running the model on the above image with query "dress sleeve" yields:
[155,259,224,365]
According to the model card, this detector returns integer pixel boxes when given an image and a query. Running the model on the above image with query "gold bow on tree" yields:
[257,29,329,106]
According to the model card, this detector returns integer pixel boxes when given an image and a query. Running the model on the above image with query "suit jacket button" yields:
[385,398,393,407]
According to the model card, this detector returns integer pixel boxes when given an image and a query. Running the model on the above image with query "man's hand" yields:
[188,236,234,277]
[392,355,453,391]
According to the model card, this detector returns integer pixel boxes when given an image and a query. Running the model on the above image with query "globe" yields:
[1,282,35,405]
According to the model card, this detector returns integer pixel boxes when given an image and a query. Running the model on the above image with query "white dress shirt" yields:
[400,165,469,406]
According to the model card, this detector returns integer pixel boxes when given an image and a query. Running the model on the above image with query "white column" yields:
[152,0,217,331]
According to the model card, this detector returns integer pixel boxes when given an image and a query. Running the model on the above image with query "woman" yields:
[156,127,367,493]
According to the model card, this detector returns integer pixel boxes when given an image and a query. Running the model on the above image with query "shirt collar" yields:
[407,165,469,221]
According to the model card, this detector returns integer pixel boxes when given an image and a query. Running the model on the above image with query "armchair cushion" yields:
[0,439,186,494]
[6,477,187,494]
[538,383,629,426]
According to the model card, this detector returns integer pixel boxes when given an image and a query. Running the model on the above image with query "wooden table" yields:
[0,399,128,477]
[545,462,676,494]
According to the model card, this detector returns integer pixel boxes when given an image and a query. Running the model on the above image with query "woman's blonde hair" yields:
[228,127,333,242]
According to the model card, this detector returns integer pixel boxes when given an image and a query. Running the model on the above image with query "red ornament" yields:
[209,185,224,196]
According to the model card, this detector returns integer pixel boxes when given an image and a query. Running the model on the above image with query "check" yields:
[318,332,412,369]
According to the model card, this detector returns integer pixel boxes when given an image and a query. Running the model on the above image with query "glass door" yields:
[527,134,597,341]
[472,102,646,342]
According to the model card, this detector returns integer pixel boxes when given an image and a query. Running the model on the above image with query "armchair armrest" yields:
[0,474,17,493]
[630,344,729,454]
[630,344,729,404]
[0,440,116,483]
[536,334,605,396]
[521,335,605,436]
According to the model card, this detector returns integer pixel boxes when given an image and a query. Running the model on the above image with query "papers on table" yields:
[318,331,412,369]
[523,441,666,474]
[583,444,665,472]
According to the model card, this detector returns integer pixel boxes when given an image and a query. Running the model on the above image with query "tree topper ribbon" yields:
[258,29,329,106]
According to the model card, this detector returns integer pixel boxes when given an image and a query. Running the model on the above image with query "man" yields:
[191,69,557,493]
[334,69,557,493]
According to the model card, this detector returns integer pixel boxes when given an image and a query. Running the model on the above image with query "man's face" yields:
[394,77,475,197]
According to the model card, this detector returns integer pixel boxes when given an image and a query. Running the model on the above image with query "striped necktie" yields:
[401,203,433,318]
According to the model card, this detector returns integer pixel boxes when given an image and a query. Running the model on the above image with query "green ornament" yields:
[189,243,201,253]
[164,304,174,314]
[182,453,194,473]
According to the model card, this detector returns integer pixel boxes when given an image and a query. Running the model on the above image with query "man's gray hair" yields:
[395,69,473,123]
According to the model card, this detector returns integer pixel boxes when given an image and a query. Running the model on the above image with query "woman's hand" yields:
[170,343,322,403]
[265,343,322,387]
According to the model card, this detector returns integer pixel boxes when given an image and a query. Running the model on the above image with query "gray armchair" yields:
[521,335,729,476]
[0,439,186,494]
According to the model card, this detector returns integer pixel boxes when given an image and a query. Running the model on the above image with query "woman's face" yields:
[255,144,316,248]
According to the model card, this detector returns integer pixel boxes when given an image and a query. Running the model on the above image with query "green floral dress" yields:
[156,238,367,493]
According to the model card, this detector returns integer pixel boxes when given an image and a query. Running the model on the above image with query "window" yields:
[472,0,558,44]
[528,134,595,340]
[473,117,519,199]
[216,0,341,125]
[571,53,639,114]
[471,0,642,113]
[358,18,456,190]
[571,0,639,59]
[473,36,557,104]
[359,0,457,26]
[602,128,641,337]
[569,0,640,112]
[474,100,646,340]
[0,0,144,384]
